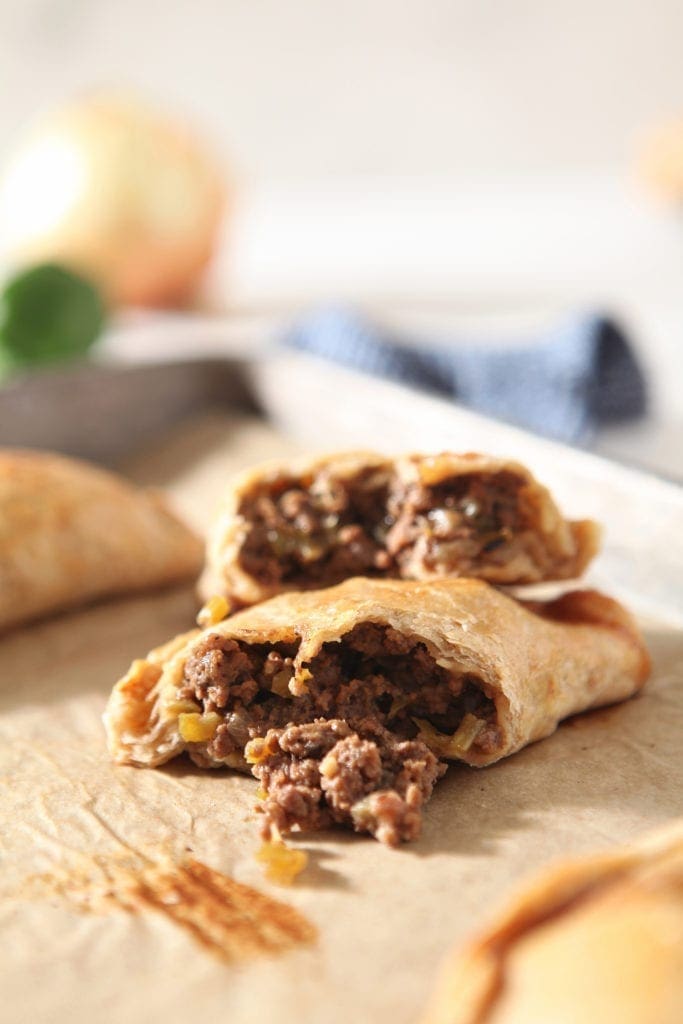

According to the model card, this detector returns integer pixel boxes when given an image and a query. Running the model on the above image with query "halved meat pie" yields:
[105,578,648,847]
[199,452,600,608]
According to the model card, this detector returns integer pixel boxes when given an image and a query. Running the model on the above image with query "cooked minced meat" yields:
[238,468,524,588]
[252,721,444,845]
[177,623,498,845]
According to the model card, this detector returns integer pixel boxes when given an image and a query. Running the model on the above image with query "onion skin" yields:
[0,94,227,308]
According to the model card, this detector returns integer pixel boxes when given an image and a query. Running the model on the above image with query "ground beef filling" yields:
[238,470,526,587]
[177,623,499,845]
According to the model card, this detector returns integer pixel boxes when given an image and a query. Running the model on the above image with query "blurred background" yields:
[1,0,682,474]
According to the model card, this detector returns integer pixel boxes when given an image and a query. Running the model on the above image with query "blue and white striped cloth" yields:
[283,307,647,445]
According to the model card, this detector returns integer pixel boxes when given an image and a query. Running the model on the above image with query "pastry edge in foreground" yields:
[419,820,683,1024]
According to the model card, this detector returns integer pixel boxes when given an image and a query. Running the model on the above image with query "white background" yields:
[2,0,683,181]
[1,0,682,471]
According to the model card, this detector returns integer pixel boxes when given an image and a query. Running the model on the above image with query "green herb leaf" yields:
[0,263,106,371]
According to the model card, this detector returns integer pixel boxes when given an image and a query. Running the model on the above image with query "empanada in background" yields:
[420,822,683,1024]
[105,577,648,847]
[199,451,601,608]
[0,450,203,632]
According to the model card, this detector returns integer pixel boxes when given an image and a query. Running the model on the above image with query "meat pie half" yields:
[105,578,648,847]
[199,452,600,608]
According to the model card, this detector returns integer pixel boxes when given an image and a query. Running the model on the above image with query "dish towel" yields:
[282,307,647,444]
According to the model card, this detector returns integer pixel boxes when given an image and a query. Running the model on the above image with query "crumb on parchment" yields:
[256,841,308,886]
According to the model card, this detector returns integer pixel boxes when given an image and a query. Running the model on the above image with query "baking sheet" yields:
[1,385,682,1024]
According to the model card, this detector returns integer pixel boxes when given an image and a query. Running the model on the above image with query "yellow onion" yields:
[0,94,226,307]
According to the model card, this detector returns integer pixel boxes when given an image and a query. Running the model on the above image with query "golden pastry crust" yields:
[104,576,648,771]
[0,449,203,631]
[420,822,683,1024]
[198,451,600,607]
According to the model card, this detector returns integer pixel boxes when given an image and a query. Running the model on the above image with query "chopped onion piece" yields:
[256,841,308,886]
[178,711,221,743]
[412,713,485,758]
[245,734,279,765]
[270,669,293,698]
[197,594,229,628]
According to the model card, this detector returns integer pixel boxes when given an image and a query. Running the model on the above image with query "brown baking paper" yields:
[1,414,682,1024]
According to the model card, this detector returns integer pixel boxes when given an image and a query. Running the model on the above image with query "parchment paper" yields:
[1,413,682,1024]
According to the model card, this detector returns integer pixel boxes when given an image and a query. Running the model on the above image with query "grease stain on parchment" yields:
[22,851,317,963]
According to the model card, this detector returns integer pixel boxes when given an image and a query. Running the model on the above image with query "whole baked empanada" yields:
[0,450,202,631]
[421,822,683,1024]
[105,577,648,846]
[199,451,600,608]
